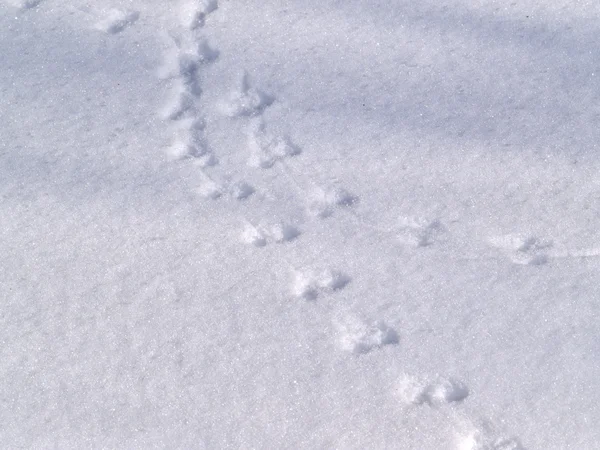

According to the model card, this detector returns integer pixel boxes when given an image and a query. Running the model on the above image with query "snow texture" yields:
[3,0,600,447]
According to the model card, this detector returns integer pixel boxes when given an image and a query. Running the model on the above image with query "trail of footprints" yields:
[158,0,244,204]
[156,1,360,253]
[153,2,527,448]
[156,0,403,375]
[6,0,529,446]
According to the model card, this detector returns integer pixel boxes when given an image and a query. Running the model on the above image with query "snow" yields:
[2,0,600,448]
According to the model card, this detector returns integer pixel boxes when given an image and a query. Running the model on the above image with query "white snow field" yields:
[2,0,600,448]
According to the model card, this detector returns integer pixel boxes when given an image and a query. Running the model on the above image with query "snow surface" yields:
[2,0,600,448]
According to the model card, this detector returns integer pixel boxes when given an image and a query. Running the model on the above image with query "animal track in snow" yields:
[179,0,218,30]
[292,269,350,300]
[196,178,223,199]
[6,0,42,9]
[458,430,525,450]
[306,186,358,219]
[335,316,398,354]
[396,374,469,406]
[158,5,221,180]
[241,225,267,247]
[397,216,446,248]
[95,9,139,34]
[246,120,301,168]
[161,79,198,121]
[196,178,254,201]
[488,234,551,266]
[229,181,255,200]
[160,36,217,122]
[158,35,219,81]
[218,72,274,118]
[242,222,300,247]
[165,117,216,166]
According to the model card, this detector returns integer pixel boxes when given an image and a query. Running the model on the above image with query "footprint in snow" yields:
[218,72,274,118]
[165,117,216,167]
[229,181,255,200]
[158,36,219,81]
[246,120,301,169]
[179,0,218,30]
[396,216,446,248]
[161,81,197,121]
[95,9,139,34]
[488,234,551,266]
[335,315,398,354]
[292,269,350,300]
[196,178,255,201]
[396,374,469,406]
[159,37,218,121]
[196,179,223,199]
[242,222,300,247]
[306,186,358,219]
[458,428,525,450]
